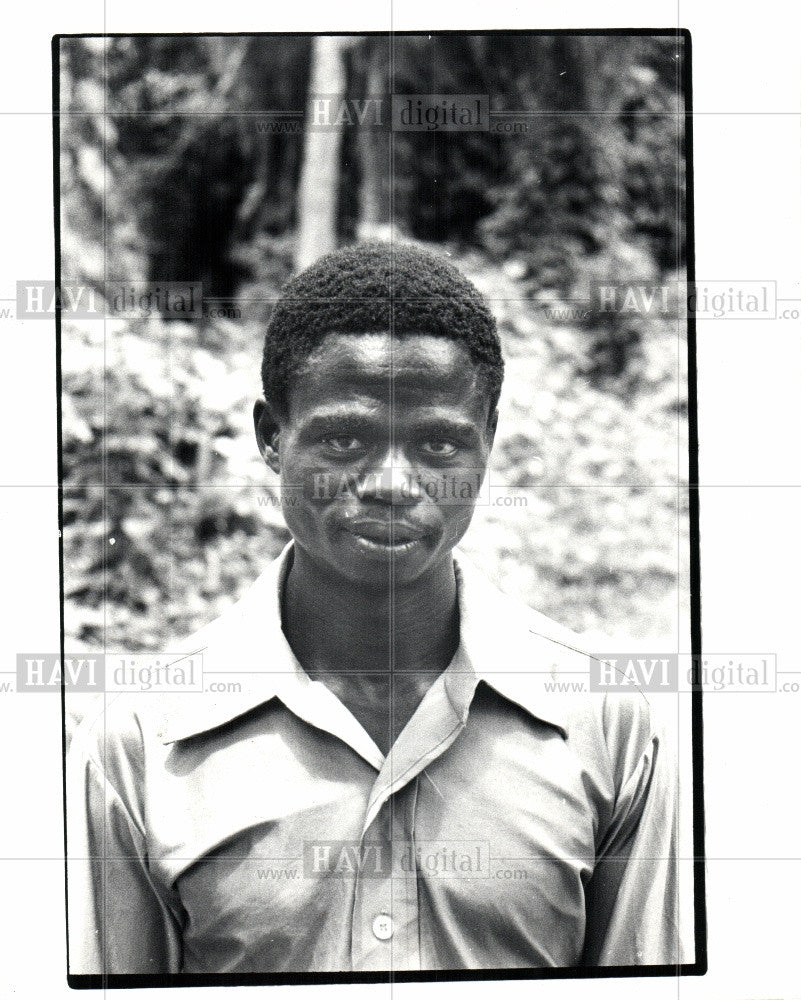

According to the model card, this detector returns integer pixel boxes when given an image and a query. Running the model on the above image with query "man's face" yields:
[255,332,497,587]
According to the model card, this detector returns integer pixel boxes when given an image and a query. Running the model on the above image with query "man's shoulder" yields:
[71,550,291,775]
[456,552,655,758]
[69,612,225,753]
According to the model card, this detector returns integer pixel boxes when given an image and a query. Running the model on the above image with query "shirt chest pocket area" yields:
[148,721,375,894]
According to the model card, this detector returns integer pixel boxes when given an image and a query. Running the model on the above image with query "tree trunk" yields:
[356,39,392,240]
[295,35,348,270]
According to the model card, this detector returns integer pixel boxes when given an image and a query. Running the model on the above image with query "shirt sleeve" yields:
[67,716,184,975]
[581,706,686,966]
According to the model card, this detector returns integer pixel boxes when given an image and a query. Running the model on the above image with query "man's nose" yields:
[362,449,424,505]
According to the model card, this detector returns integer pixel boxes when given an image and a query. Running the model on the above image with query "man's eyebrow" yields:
[299,413,379,436]
[300,413,481,439]
[411,418,480,439]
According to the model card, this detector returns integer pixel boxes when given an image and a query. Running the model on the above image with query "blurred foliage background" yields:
[59,32,690,653]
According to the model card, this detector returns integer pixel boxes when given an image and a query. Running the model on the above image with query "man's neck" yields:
[281,545,460,679]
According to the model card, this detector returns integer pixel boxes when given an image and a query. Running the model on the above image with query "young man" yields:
[68,242,683,976]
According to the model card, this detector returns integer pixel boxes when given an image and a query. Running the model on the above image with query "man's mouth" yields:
[346,519,427,553]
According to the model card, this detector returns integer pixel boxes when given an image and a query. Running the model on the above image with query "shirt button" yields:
[372,913,394,940]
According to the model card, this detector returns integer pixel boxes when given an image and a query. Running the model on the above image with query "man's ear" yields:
[485,407,499,451]
[253,398,282,475]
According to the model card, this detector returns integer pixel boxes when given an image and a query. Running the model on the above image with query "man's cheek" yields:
[281,501,327,550]
[443,500,479,541]
[285,462,345,504]
[280,469,345,536]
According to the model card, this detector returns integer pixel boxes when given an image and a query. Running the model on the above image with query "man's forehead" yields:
[286,332,489,419]
[301,331,476,376]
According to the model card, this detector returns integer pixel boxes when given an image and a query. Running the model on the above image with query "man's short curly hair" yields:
[261,242,504,416]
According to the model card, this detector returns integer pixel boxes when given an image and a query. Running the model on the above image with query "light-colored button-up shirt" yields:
[67,543,685,974]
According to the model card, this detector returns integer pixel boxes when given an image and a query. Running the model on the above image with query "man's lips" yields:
[347,519,427,545]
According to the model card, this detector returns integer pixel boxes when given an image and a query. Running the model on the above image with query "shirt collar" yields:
[449,554,577,738]
[158,542,577,744]
[157,541,298,744]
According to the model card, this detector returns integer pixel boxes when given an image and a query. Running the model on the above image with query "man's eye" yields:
[324,435,364,453]
[419,440,458,457]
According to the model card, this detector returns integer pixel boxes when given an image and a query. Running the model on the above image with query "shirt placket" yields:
[350,656,478,972]
[350,779,420,971]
